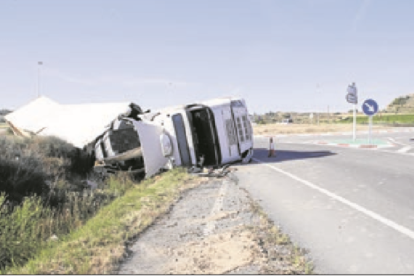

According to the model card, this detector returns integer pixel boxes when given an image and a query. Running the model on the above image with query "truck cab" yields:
[93,97,254,178]
[146,97,254,170]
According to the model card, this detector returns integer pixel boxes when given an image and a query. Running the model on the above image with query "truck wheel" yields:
[241,149,254,164]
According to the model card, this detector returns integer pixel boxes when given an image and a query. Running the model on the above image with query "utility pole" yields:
[327,105,330,124]
[37,61,43,98]
[316,84,320,125]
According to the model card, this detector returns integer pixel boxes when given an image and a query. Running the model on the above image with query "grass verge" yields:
[5,168,203,274]
[248,199,314,274]
[253,123,393,135]
[338,114,414,125]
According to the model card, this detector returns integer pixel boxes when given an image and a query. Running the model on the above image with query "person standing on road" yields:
[268,137,276,157]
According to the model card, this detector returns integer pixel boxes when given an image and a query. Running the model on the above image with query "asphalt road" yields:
[234,130,414,274]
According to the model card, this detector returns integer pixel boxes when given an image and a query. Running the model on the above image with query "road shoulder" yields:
[118,173,313,274]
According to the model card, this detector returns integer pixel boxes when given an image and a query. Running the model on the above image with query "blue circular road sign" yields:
[362,99,379,116]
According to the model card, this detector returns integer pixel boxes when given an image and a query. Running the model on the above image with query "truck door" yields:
[133,120,170,178]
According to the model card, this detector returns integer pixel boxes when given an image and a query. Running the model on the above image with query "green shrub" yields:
[0,194,46,268]
[2,169,193,274]
[30,136,94,177]
[0,135,143,271]
[0,136,94,205]
[0,109,12,116]
[0,157,49,204]
[392,96,410,106]
[338,114,414,125]
[0,172,134,270]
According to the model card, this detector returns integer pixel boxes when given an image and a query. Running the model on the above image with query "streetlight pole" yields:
[37,61,43,98]
[316,84,321,125]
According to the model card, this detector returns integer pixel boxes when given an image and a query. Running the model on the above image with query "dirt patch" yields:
[164,227,257,274]
[118,175,313,274]
[253,123,394,136]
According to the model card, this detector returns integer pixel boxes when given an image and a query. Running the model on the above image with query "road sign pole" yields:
[347,83,358,141]
[362,99,379,144]
[353,103,356,141]
[369,115,372,145]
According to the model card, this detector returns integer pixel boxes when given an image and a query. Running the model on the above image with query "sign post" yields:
[369,116,373,144]
[353,103,356,141]
[362,99,379,145]
[346,83,358,141]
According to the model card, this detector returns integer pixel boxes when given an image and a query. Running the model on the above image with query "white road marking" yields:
[376,149,414,157]
[397,146,412,153]
[203,180,229,236]
[387,137,398,143]
[387,137,409,146]
[253,158,414,241]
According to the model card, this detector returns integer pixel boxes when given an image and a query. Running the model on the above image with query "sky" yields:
[1,0,414,114]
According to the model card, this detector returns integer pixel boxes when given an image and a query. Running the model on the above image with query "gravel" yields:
[117,172,313,274]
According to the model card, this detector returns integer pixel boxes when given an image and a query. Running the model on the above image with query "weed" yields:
[0,135,124,270]
[5,168,198,274]
[248,200,314,274]
[0,135,94,206]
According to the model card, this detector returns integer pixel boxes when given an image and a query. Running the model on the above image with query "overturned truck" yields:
[6,96,254,178]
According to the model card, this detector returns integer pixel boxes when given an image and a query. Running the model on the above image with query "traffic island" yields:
[316,138,393,149]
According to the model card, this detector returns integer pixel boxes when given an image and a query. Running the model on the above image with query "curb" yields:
[316,141,389,149]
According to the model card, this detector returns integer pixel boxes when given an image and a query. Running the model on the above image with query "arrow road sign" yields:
[362,99,379,116]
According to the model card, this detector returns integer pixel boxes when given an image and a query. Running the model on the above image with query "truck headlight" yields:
[160,133,173,157]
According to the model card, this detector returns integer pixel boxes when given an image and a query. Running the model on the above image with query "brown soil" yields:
[164,227,258,274]
[253,123,394,136]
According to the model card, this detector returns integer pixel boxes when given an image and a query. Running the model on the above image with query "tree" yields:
[0,109,12,116]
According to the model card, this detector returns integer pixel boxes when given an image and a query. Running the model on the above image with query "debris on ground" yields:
[187,164,236,178]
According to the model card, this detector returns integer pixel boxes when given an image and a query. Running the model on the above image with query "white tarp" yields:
[4,96,61,136]
[5,96,132,148]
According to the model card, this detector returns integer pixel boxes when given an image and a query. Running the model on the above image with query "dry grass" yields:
[5,168,204,275]
[248,200,314,274]
[0,173,136,271]
[253,123,394,136]
[0,135,136,271]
